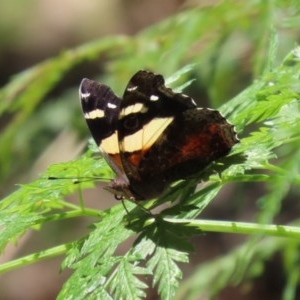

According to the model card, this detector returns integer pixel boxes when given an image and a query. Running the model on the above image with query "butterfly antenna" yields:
[48,176,111,184]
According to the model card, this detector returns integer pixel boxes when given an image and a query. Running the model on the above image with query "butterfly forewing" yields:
[79,78,125,176]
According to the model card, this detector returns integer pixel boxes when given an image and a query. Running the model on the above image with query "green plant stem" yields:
[165,219,300,238]
[0,244,69,274]
[40,209,101,224]
[1,219,299,276]
[58,199,100,215]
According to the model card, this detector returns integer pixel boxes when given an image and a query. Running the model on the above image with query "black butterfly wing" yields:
[117,70,210,199]
[118,71,238,200]
[79,78,124,177]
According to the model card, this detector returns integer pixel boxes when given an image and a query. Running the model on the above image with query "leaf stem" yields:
[164,219,300,239]
[0,244,69,274]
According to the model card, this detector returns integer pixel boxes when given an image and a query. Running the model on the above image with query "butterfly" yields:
[79,70,239,201]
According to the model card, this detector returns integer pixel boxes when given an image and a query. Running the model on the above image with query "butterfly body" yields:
[80,70,238,201]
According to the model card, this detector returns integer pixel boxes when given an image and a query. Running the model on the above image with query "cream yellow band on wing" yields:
[101,131,119,154]
[121,117,173,152]
[119,103,148,118]
[84,109,105,119]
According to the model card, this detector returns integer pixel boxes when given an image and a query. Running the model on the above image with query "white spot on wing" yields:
[191,98,197,105]
[183,94,196,105]
[150,95,159,101]
[81,92,91,99]
[108,103,117,109]
[127,86,138,92]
